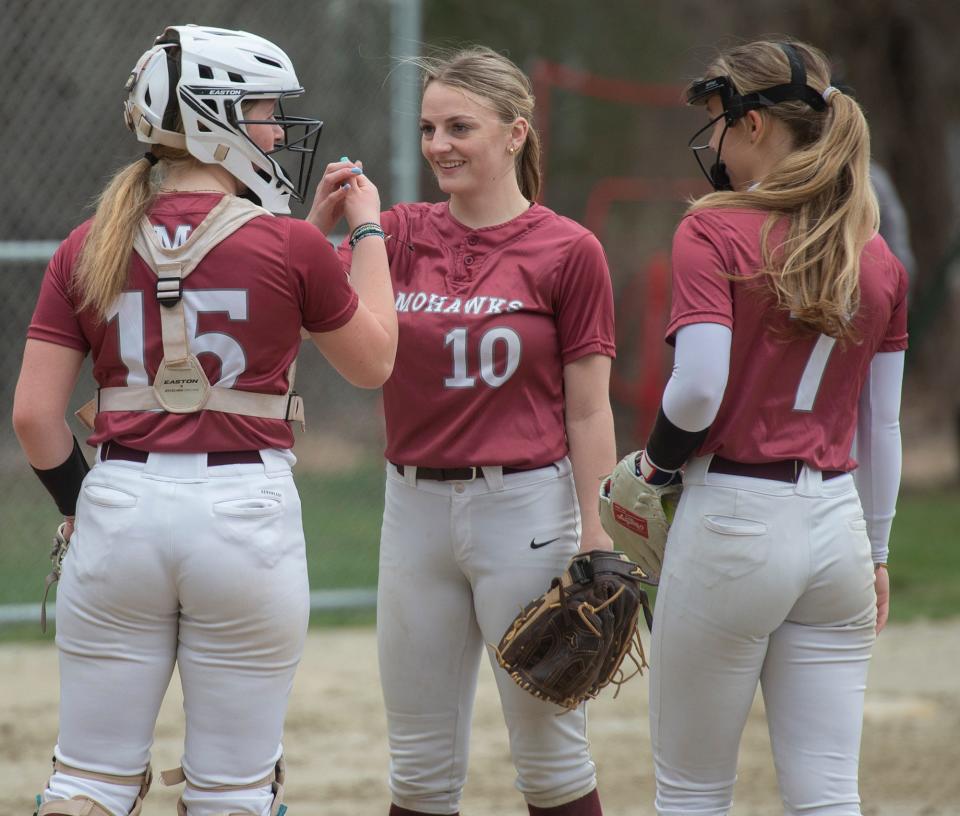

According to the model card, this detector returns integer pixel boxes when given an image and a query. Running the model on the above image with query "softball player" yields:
[13,25,396,816]
[309,47,616,816]
[631,41,907,815]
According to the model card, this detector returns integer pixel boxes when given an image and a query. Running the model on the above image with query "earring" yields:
[508,146,517,155]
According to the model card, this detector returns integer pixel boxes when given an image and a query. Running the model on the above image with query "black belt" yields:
[393,463,536,481]
[709,455,845,483]
[101,440,262,467]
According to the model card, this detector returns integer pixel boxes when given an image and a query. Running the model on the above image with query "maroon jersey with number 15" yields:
[28,193,358,452]
[667,208,908,471]
[339,202,615,469]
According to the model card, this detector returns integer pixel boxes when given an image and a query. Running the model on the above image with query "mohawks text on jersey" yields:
[395,291,524,315]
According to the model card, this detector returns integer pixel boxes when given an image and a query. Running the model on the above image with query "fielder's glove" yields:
[40,522,71,633]
[494,550,652,712]
[598,450,682,585]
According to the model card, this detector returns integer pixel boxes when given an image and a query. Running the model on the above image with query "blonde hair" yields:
[414,46,542,201]
[73,144,201,319]
[689,40,879,341]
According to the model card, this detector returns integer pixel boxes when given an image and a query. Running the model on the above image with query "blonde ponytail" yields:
[517,124,542,202]
[689,41,878,341]
[73,155,158,319]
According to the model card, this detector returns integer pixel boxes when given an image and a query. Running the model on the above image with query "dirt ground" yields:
[1,620,957,816]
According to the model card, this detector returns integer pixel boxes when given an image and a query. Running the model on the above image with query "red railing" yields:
[531,60,705,441]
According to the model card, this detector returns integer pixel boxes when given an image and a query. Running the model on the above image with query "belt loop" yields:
[402,464,418,486]
[259,448,292,476]
[795,462,819,497]
[481,465,504,492]
[686,454,712,485]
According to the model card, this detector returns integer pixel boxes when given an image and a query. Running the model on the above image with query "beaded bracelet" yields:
[349,222,385,249]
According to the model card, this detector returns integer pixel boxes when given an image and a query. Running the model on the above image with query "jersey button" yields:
[467,235,479,246]
[464,255,475,265]
[454,483,466,493]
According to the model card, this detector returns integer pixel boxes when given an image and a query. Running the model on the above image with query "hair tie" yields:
[821,85,841,105]
[143,151,160,166]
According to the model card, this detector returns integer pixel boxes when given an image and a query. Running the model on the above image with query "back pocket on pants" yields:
[695,514,770,587]
[213,496,286,567]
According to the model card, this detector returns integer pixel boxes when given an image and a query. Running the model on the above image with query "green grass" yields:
[885,488,960,620]
[297,463,386,590]
[0,463,387,641]
[1,466,958,642]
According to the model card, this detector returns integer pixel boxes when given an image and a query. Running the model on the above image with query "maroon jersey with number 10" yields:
[339,202,615,469]
[667,208,908,471]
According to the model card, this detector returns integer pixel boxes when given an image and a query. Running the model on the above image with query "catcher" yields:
[495,549,653,712]
[14,24,396,816]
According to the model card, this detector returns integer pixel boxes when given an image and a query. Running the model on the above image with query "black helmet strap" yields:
[686,43,827,191]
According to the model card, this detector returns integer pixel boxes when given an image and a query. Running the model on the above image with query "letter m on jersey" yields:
[153,224,192,249]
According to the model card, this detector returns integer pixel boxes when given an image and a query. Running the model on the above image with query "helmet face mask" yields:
[229,95,323,207]
[125,24,322,213]
[685,43,827,192]
[686,104,735,192]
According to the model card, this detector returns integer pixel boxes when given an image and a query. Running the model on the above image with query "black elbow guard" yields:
[31,437,91,517]
[645,406,710,472]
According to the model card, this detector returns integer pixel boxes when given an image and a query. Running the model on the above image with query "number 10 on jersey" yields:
[444,327,521,389]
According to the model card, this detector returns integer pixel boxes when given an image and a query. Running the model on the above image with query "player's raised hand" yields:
[342,161,382,232]
[306,157,363,235]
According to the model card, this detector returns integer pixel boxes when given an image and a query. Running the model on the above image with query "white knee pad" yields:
[37,761,152,816]
[161,757,286,816]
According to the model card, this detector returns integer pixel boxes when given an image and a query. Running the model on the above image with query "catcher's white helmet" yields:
[124,24,322,214]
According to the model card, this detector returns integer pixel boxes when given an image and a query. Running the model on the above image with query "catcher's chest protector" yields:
[76,196,305,429]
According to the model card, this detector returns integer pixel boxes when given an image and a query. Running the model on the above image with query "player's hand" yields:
[874,565,889,634]
[306,157,364,235]
[62,515,75,543]
[341,161,382,232]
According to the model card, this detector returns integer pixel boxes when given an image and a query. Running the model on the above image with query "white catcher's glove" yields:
[598,451,682,584]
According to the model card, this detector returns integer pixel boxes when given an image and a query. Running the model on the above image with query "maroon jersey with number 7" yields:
[666,208,908,471]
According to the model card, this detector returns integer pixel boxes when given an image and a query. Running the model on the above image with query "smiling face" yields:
[419,81,522,199]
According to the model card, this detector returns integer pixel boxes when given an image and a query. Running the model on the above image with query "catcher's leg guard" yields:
[36,762,152,816]
[161,757,286,816]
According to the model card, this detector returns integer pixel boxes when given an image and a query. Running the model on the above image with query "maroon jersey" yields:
[667,208,908,470]
[29,193,358,452]
[339,202,615,468]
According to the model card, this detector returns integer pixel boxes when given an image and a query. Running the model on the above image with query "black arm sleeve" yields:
[31,436,91,516]
[645,406,710,472]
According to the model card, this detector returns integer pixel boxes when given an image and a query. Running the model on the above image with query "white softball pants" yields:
[649,455,877,816]
[377,459,598,814]
[43,448,309,816]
